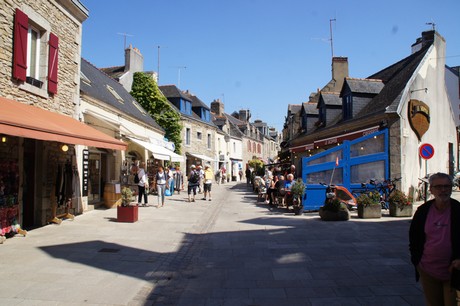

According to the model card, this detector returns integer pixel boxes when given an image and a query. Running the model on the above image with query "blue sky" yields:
[81,0,460,132]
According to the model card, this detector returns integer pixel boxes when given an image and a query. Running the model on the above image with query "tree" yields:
[130,72,182,154]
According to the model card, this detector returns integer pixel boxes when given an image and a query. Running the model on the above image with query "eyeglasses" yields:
[431,185,452,190]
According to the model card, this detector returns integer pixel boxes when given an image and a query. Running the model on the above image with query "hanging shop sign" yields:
[408,99,430,141]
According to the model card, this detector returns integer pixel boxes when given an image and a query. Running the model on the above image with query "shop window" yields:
[350,134,384,157]
[306,168,343,185]
[308,150,342,166]
[350,160,385,184]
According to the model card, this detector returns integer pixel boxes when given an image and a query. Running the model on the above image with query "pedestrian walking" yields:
[202,164,213,201]
[197,165,204,193]
[187,165,200,202]
[173,165,184,194]
[136,161,148,206]
[245,165,251,186]
[154,166,168,207]
[409,172,460,306]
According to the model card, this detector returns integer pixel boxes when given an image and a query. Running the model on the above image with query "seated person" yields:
[275,175,286,206]
[283,174,295,206]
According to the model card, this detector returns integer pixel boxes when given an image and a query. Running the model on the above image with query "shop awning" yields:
[128,137,184,162]
[186,152,215,162]
[0,97,127,150]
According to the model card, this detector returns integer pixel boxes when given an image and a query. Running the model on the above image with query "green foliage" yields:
[130,72,183,154]
[121,187,133,206]
[356,191,381,207]
[389,190,412,209]
[323,198,348,212]
[248,159,264,176]
[290,179,306,197]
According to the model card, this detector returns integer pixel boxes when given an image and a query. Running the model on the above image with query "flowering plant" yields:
[388,190,412,209]
[356,191,381,207]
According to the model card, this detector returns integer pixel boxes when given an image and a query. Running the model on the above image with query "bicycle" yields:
[374,177,402,209]
[352,179,387,210]
[415,174,431,201]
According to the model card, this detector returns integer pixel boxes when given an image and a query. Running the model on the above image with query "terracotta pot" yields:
[117,205,138,223]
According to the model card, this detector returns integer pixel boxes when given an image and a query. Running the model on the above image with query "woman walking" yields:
[155,166,168,207]
[136,162,148,206]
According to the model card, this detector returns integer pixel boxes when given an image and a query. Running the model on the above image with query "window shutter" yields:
[48,33,59,94]
[13,8,28,81]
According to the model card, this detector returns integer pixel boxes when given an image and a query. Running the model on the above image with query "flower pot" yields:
[389,203,413,217]
[319,207,350,221]
[357,204,381,218]
[117,205,138,223]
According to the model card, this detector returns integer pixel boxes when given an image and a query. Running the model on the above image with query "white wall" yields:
[399,33,457,194]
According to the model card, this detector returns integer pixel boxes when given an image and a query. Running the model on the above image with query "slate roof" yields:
[357,43,431,115]
[159,85,217,128]
[80,58,163,132]
[342,78,384,95]
[288,104,302,114]
[302,102,318,115]
[320,92,342,106]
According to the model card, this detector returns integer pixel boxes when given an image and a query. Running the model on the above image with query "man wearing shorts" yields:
[202,164,214,201]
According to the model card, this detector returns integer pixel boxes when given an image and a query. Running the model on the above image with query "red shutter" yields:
[48,33,59,94]
[13,8,28,81]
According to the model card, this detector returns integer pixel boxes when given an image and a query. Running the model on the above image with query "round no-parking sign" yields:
[419,143,435,160]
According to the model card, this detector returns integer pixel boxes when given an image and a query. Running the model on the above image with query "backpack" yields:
[189,170,200,184]
[134,173,140,184]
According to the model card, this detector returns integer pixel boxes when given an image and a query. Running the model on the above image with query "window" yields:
[202,109,210,122]
[106,85,124,103]
[343,95,353,120]
[13,8,57,94]
[185,128,191,145]
[197,131,202,140]
[207,134,211,149]
[233,142,236,153]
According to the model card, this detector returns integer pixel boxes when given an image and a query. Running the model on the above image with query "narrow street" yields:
[1,182,425,306]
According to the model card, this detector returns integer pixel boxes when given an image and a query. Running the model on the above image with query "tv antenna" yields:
[329,18,336,58]
[117,32,133,50]
[426,21,436,31]
[174,66,187,88]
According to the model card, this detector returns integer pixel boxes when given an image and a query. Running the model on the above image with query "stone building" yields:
[0,1,126,231]
[287,30,458,209]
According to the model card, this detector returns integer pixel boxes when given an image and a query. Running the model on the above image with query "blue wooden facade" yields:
[300,129,389,210]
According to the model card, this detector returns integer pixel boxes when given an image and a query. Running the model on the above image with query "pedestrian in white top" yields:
[136,162,148,206]
[155,166,168,207]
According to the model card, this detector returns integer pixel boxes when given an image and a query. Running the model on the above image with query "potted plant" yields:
[319,198,350,221]
[290,179,305,215]
[117,186,138,222]
[356,191,382,218]
[388,190,413,217]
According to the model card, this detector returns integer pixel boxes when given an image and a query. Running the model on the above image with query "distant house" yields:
[159,85,219,174]
[80,58,182,209]
[289,30,457,209]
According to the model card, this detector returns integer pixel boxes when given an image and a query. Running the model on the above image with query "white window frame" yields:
[185,127,191,146]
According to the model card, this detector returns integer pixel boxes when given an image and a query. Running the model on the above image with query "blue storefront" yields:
[300,129,389,210]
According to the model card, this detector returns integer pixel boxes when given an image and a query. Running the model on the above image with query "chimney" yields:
[211,99,224,116]
[239,109,250,122]
[124,44,144,73]
[331,57,348,91]
[411,30,435,54]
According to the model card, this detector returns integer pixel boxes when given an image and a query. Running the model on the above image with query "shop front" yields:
[0,97,126,236]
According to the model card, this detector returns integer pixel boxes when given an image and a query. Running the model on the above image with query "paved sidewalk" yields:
[2,182,455,305]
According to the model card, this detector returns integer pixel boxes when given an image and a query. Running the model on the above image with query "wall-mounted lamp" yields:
[61,144,69,152]
[1,136,6,143]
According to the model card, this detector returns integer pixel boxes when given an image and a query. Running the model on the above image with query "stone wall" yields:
[0,0,82,116]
